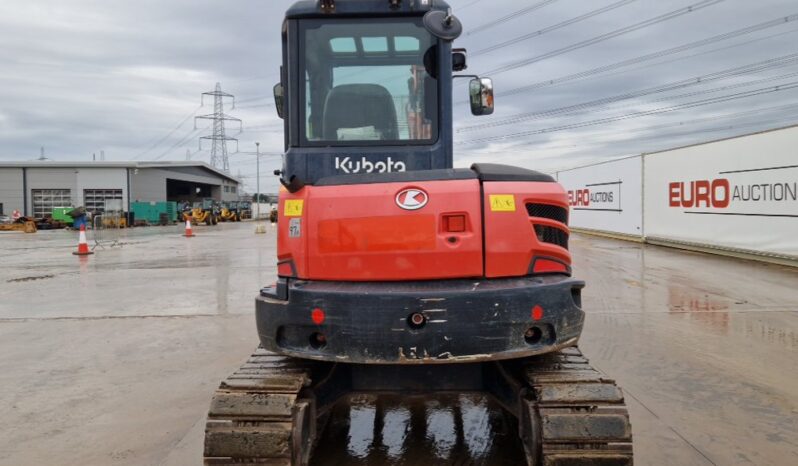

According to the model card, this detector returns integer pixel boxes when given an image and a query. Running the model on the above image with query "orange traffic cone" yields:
[183,219,195,237]
[72,224,94,256]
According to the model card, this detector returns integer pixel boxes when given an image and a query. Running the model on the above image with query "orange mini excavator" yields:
[203,1,633,465]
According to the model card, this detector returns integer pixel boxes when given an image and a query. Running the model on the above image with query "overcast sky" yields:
[1,0,797,193]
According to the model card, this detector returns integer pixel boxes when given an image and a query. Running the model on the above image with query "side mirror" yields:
[469,78,494,116]
[273,83,285,119]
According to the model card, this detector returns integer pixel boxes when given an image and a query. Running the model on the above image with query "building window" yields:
[84,189,123,214]
[224,186,229,193]
[32,189,72,219]
[231,186,237,194]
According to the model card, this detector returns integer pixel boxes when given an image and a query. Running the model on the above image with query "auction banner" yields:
[644,125,798,258]
[556,156,643,237]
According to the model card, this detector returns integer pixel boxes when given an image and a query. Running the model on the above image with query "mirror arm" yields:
[453,74,480,80]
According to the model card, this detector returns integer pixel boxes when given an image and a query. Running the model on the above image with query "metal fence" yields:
[91,199,125,250]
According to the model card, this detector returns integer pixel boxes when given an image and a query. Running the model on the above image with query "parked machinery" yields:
[179,201,193,223]
[188,199,219,226]
[0,217,37,233]
[219,202,241,222]
[238,201,253,220]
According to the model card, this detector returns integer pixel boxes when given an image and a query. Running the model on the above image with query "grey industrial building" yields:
[0,161,241,217]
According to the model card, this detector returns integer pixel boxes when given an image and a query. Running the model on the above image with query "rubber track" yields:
[203,348,313,466]
[523,347,633,466]
[204,347,632,465]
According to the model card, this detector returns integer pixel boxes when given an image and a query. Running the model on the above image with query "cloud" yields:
[1,0,797,193]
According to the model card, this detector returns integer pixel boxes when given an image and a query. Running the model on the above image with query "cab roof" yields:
[286,0,450,19]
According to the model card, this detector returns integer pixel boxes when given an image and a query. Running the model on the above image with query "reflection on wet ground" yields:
[2,224,797,465]
[0,225,275,320]
[312,393,524,466]
[312,236,798,465]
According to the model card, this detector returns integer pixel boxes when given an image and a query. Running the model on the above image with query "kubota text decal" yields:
[335,156,407,174]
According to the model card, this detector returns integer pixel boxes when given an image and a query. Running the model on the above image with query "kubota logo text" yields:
[335,156,407,174]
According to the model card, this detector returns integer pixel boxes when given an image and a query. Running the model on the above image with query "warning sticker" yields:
[284,199,304,217]
[489,195,516,212]
[289,218,301,238]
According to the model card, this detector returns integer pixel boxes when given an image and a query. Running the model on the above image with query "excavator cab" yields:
[203,2,633,465]
[273,0,494,187]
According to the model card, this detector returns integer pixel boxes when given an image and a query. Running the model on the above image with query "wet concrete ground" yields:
[0,223,796,465]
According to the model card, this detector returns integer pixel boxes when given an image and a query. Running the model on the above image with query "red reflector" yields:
[444,214,466,232]
[532,305,544,321]
[533,258,568,274]
[311,308,325,325]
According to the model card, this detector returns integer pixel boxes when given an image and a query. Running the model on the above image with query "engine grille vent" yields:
[526,203,568,225]
[534,225,569,250]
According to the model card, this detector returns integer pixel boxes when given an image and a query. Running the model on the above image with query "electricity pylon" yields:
[195,83,242,172]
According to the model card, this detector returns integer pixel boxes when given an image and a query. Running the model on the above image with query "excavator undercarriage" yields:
[204,347,632,465]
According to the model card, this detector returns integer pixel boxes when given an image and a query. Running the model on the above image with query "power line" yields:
[473,0,637,56]
[499,13,798,97]
[455,25,798,109]
[458,80,798,145]
[457,109,798,174]
[235,95,272,105]
[467,0,560,36]
[552,114,798,168]
[460,116,797,167]
[483,0,724,77]
[234,151,283,156]
[537,27,798,97]
[459,52,798,132]
[457,0,485,11]
[153,126,209,161]
[237,102,275,110]
[490,101,798,153]
[133,105,201,160]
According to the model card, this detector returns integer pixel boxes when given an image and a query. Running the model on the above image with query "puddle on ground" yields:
[668,287,732,333]
[6,274,55,283]
[311,393,526,466]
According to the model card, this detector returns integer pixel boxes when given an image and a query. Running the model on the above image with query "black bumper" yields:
[256,275,585,364]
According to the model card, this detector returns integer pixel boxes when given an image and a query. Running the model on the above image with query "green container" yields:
[51,207,73,222]
[163,202,177,222]
[131,201,178,224]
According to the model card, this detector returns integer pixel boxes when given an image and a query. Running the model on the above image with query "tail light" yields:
[443,214,466,233]
[531,257,569,274]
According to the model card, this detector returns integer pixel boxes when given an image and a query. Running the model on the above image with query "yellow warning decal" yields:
[284,199,304,217]
[489,195,516,212]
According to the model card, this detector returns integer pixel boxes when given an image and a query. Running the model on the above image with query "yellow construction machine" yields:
[0,217,37,233]
[219,202,240,222]
[184,199,219,226]
[238,201,252,220]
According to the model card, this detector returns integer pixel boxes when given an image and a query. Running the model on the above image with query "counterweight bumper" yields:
[256,275,585,364]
